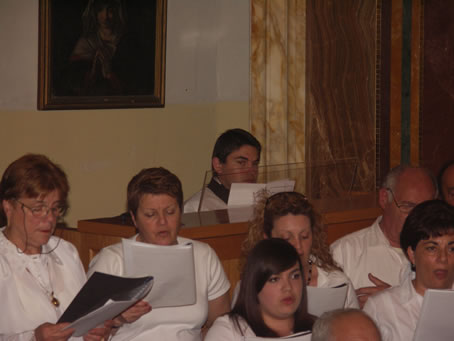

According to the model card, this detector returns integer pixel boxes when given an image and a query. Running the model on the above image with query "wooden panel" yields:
[306,0,377,192]
[421,0,454,172]
[58,204,381,297]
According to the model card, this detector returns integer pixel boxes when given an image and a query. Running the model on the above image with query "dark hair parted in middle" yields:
[400,199,454,258]
[127,167,183,216]
[231,238,314,337]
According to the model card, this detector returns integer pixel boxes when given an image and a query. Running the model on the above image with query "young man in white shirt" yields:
[184,129,261,213]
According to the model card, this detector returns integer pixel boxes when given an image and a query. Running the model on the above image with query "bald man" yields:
[438,160,454,207]
[331,165,437,307]
[312,309,381,341]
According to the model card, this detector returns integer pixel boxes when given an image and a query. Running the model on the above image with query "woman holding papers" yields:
[240,191,358,309]
[0,154,110,340]
[88,167,231,341]
[206,238,313,339]
[364,200,454,341]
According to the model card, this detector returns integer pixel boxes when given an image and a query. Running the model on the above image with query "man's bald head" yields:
[312,309,381,341]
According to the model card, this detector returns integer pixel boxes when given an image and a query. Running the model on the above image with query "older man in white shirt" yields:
[331,165,437,307]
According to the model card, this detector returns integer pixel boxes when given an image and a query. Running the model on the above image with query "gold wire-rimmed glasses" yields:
[386,188,416,214]
[15,199,67,218]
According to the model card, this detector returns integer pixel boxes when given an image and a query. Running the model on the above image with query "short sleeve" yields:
[330,239,345,270]
[87,244,124,278]
[205,244,230,301]
[205,315,239,341]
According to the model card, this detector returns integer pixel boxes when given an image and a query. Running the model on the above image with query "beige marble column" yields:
[251,0,378,195]
[250,0,306,165]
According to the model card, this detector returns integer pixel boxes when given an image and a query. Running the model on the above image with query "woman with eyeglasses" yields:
[0,154,119,340]
[237,191,358,309]
[206,238,314,339]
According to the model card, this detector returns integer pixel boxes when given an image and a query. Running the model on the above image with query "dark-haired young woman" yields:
[205,238,314,339]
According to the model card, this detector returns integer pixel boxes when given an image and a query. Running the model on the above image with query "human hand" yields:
[34,322,74,341]
[113,300,152,327]
[355,273,391,309]
[83,320,115,341]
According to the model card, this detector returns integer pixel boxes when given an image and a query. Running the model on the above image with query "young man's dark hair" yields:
[211,128,261,172]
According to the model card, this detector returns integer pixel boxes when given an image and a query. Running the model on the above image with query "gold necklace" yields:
[25,263,60,307]
[3,228,60,306]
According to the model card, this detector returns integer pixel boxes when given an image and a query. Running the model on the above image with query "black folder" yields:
[58,271,153,336]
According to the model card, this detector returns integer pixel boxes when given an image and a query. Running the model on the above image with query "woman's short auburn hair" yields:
[0,154,69,204]
[127,167,183,216]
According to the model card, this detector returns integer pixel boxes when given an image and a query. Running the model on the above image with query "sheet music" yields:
[244,330,311,340]
[228,179,295,207]
[59,272,153,337]
[228,183,266,207]
[122,238,196,308]
[413,289,454,341]
[307,284,348,317]
[67,299,139,336]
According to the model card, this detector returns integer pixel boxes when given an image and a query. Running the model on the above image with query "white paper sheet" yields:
[68,299,139,337]
[306,284,348,317]
[228,183,266,207]
[244,330,311,340]
[227,179,295,207]
[122,238,196,308]
[413,289,454,341]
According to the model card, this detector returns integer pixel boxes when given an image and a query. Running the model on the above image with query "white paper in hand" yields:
[122,238,196,308]
[413,289,454,341]
[307,284,348,317]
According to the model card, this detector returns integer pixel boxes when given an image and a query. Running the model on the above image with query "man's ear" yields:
[212,157,223,175]
[130,211,137,227]
[2,200,13,223]
[378,188,389,210]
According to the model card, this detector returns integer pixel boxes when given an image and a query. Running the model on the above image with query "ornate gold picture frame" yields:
[38,0,167,110]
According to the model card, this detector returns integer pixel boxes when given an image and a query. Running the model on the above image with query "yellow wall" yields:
[0,102,249,227]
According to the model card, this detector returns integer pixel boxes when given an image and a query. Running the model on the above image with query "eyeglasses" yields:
[386,188,416,214]
[15,199,67,218]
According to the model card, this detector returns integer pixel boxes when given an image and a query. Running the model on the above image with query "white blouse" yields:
[0,229,87,341]
[363,274,423,341]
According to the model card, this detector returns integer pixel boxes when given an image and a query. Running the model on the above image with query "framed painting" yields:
[38,0,167,110]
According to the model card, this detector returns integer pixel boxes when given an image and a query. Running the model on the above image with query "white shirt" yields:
[206,314,312,341]
[184,187,227,213]
[330,217,410,289]
[0,229,87,341]
[205,314,255,341]
[363,274,422,341]
[88,236,231,341]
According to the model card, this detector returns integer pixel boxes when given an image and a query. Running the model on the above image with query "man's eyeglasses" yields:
[386,188,416,214]
[15,199,67,218]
